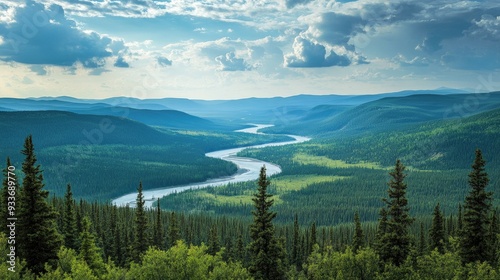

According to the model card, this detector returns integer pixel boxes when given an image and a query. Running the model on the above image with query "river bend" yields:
[112,124,310,207]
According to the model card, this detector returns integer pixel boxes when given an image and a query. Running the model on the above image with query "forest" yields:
[1,135,499,279]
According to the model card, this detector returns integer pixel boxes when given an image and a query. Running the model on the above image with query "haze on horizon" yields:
[0,0,499,100]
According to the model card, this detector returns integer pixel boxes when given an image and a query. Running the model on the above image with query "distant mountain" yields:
[16,88,471,123]
[0,110,178,154]
[264,92,500,136]
[0,98,237,131]
[69,107,232,131]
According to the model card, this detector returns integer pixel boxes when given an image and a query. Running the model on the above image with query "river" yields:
[111,124,310,207]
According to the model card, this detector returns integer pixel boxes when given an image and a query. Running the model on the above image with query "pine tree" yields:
[17,135,62,274]
[489,210,499,265]
[377,159,413,266]
[310,221,317,249]
[168,211,181,248]
[79,216,105,274]
[208,225,220,255]
[63,184,78,250]
[292,213,300,268]
[235,232,245,263]
[110,204,123,266]
[1,157,14,235]
[133,181,149,262]
[457,203,463,233]
[418,222,426,256]
[352,211,364,253]
[153,198,164,249]
[460,149,493,264]
[429,203,445,253]
[248,166,286,280]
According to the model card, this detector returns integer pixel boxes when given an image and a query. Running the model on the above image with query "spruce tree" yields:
[167,211,181,248]
[292,213,300,268]
[1,157,14,235]
[460,149,493,264]
[418,222,426,256]
[352,211,364,253]
[235,232,245,263]
[248,166,286,280]
[79,216,105,274]
[133,181,149,262]
[429,203,445,253]
[377,159,413,266]
[208,225,220,255]
[153,198,164,249]
[17,135,62,274]
[63,184,78,250]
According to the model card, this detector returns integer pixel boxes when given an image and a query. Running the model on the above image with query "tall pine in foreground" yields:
[63,184,78,250]
[377,159,413,266]
[133,181,149,262]
[460,149,494,264]
[352,211,364,253]
[429,203,445,253]
[17,135,62,274]
[248,166,286,280]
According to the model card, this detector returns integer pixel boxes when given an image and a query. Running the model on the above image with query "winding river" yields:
[112,124,310,207]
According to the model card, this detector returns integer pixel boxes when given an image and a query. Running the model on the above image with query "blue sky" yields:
[0,0,499,99]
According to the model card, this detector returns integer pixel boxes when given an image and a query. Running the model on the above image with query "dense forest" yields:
[1,136,499,279]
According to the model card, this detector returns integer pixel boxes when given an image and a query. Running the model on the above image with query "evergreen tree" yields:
[310,221,317,249]
[17,135,62,274]
[133,182,149,262]
[489,210,499,265]
[352,211,364,253]
[235,232,246,263]
[292,213,300,268]
[248,166,286,280]
[377,159,413,266]
[79,216,105,274]
[1,157,13,235]
[457,203,463,233]
[63,184,78,250]
[208,225,220,255]
[153,198,164,249]
[429,203,445,253]
[167,211,181,248]
[460,149,493,264]
[110,205,123,266]
[418,222,426,256]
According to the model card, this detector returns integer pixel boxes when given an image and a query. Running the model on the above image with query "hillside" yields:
[0,98,237,131]
[0,111,291,200]
[264,92,500,136]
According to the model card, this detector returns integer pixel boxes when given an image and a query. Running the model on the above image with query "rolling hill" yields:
[263,92,500,136]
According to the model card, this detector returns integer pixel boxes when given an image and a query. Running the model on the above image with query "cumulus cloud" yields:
[114,56,129,68]
[215,52,251,71]
[157,56,172,66]
[0,1,126,69]
[284,37,355,67]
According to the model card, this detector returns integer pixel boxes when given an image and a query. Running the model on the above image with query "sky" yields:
[0,0,499,100]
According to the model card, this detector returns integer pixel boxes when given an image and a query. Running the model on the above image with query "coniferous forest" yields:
[2,133,500,279]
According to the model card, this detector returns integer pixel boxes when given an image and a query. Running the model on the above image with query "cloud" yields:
[0,1,126,68]
[284,37,352,67]
[215,52,251,71]
[114,56,130,68]
[157,56,172,66]
[283,0,312,9]
[29,65,48,75]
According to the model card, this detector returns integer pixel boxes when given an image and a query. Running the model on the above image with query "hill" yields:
[263,92,500,136]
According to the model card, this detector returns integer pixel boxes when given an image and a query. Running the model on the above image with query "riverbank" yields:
[112,124,310,207]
